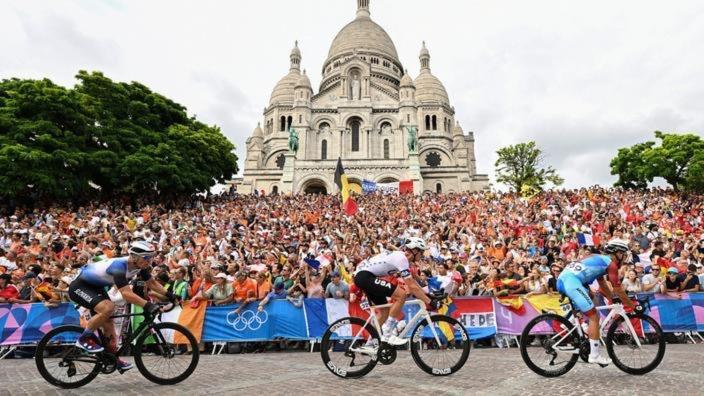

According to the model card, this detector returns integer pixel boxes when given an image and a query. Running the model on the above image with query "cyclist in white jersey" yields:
[353,237,438,345]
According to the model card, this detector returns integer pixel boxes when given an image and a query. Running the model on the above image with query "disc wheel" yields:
[519,313,580,377]
[409,314,470,376]
[35,325,101,389]
[320,316,381,378]
[605,313,666,375]
[133,322,199,385]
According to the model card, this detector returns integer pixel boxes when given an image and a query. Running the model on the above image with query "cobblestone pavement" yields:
[3,344,702,395]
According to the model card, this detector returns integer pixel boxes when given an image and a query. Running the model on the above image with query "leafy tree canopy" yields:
[494,141,563,195]
[610,131,703,192]
[0,71,238,204]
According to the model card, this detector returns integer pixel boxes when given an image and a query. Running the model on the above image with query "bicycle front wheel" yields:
[605,313,665,375]
[409,314,470,376]
[320,316,381,379]
[519,313,580,377]
[35,325,101,389]
[133,322,199,385]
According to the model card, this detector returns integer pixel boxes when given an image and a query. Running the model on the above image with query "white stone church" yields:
[239,0,489,195]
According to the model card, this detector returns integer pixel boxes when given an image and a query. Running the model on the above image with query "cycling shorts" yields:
[354,270,396,306]
[69,278,110,311]
[556,272,594,313]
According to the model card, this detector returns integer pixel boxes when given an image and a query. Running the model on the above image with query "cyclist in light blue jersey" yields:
[68,241,177,372]
[557,239,640,365]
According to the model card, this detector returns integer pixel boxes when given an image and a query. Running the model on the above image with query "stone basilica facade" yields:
[239,0,488,195]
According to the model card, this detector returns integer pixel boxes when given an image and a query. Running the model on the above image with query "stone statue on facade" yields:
[288,126,299,153]
[406,126,418,153]
[351,75,361,100]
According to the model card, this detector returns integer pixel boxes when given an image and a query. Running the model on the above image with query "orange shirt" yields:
[233,278,257,301]
[190,278,213,298]
[255,280,271,300]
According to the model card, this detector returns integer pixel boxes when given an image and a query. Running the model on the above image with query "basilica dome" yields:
[325,1,400,67]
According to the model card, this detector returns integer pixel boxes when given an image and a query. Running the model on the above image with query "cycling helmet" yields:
[404,237,428,251]
[128,240,156,257]
[603,239,629,254]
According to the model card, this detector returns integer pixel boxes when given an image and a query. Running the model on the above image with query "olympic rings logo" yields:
[226,309,268,331]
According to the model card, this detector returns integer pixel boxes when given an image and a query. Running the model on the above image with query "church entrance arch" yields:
[301,179,328,194]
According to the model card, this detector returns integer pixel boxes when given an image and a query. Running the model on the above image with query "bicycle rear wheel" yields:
[605,313,666,375]
[519,313,580,377]
[133,322,199,385]
[409,314,470,376]
[35,325,101,389]
[320,316,381,379]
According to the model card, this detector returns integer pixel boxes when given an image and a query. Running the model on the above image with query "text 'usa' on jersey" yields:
[77,257,152,289]
[354,251,411,278]
[559,254,615,286]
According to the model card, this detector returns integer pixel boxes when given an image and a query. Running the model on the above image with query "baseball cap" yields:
[23,271,37,280]
[667,267,679,274]
[61,276,73,285]
[214,273,228,279]
[274,281,285,290]
[331,271,341,277]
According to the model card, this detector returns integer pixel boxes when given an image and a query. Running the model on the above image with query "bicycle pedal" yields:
[598,364,608,368]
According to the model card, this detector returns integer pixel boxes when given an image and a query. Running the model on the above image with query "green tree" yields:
[495,141,563,194]
[0,71,238,204]
[610,131,704,192]
[609,142,654,189]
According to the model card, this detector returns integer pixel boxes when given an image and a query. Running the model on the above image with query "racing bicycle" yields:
[35,302,199,389]
[519,295,665,377]
[320,292,470,378]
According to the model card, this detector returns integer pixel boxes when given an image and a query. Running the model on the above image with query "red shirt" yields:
[0,284,19,301]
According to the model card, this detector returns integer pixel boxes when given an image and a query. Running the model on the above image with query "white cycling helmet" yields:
[128,240,156,257]
[604,239,629,254]
[404,237,428,251]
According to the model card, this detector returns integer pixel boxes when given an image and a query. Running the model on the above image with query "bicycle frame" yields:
[551,303,642,351]
[105,309,165,356]
[345,299,445,353]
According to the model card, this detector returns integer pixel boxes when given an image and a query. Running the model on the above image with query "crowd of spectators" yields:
[0,187,702,316]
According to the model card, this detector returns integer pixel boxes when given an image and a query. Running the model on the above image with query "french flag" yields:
[577,232,600,247]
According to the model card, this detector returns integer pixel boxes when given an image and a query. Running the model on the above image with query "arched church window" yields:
[351,120,360,152]
[432,115,437,131]
[319,122,330,133]
[287,116,293,130]
[299,115,302,123]
[436,183,442,193]
[280,116,286,131]
[321,140,328,160]
[275,154,286,170]
[383,139,390,159]
[380,122,391,134]
[425,115,431,131]
[407,114,410,123]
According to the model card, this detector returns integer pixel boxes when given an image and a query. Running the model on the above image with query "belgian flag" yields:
[334,158,358,216]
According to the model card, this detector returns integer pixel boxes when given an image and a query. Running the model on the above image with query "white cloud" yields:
[1,0,702,187]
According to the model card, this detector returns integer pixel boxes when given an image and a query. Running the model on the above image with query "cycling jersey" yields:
[557,254,620,313]
[77,257,151,289]
[354,251,411,278]
[559,254,620,287]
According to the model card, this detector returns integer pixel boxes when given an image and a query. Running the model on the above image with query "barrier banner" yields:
[203,300,307,342]
[450,297,497,340]
[495,299,542,335]
[641,293,697,332]
[689,293,704,332]
[0,303,79,346]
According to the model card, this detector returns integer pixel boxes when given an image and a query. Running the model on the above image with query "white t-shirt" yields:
[354,251,411,278]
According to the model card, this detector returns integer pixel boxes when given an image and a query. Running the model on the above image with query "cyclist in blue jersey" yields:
[68,241,176,371]
[557,239,640,365]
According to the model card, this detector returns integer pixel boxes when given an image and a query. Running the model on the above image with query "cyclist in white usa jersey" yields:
[353,237,438,345]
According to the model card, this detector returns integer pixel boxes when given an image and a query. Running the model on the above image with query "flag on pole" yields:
[334,158,358,216]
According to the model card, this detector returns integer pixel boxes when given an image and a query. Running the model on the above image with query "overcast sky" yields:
[2,0,703,189]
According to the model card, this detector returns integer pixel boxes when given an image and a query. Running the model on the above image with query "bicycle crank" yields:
[378,344,397,365]
[99,353,117,374]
